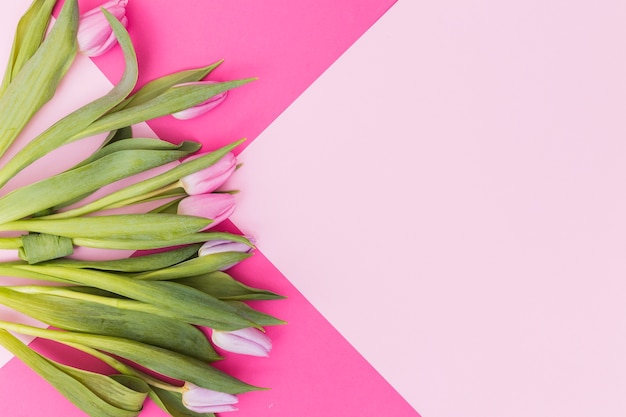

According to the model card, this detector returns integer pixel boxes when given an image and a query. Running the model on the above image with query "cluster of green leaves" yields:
[0,1,280,416]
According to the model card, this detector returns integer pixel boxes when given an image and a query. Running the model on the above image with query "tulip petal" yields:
[171,81,229,120]
[212,328,272,357]
[77,0,128,57]
[182,383,239,413]
[177,194,236,230]
[180,152,237,195]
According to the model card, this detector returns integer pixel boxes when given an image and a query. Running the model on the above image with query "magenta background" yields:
[79,0,395,153]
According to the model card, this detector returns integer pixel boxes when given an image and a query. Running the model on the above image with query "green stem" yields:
[97,181,184,211]
[44,181,184,220]
[0,237,22,249]
[0,319,66,341]
[0,264,71,283]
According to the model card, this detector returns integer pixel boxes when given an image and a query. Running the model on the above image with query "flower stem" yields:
[0,237,22,249]
[43,181,185,220]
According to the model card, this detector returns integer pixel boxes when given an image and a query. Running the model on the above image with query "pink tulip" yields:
[180,152,236,195]
[182,383,238,413]
[77,0,128,57]
[171,81,228,120]
[177,194,235,230]
[211,327,272,357]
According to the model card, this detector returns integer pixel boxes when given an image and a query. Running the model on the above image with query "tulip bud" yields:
[77,0,128,57]
[171,81,228,120]
[182,383,239,413]
[180,152,236,195]
[199,238,254,258]
[211,327,272,357]
[198,237,254,270]
[177,194,235,230]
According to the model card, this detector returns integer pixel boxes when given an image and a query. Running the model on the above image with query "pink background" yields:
[230,0,626,415]
[2,0,626,416]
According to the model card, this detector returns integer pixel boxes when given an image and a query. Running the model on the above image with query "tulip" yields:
[198,237,255,270]
[77,0,128,57]
[180,152,236,195]
[211,327,272,357]
[171,81,228,120]
[198,237,254,258]
[182,383,238,413]
[177,194,235,230]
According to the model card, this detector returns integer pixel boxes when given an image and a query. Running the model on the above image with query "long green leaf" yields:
[0,0,77,160]
[9,264,258,330]
[73,79,255,140]
[133,252,253,281]
[0,323,261,394]
[45,139,245,219]
[112,61,223,112]
[0,329,144,417]
[226,300,286,327]
[174,271,284,301]
[74,138,200,170]
[0,287,220,361]
[0,146,195,224]
[54,366,149,413]
[1,214,211,240]
[0,0,57,95]
[45,244,200,272]
[55,140,198,211]
[0,8,139,188]
[73,232,250,251]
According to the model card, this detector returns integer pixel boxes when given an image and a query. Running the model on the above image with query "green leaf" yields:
[0,287,220,362]
[226,300,286,327]
[55,366,149,412]
[150,386,216,417]
[0,0,57,96]
[0,0,78,161]
[113,61,223,112]
[8,264,258,330]
[73,232,250,251]
[1,214,211,240]
[0,323,262,394]
[108,125,134,143]
[0,329,145,417]
[0,7,139,188]
[0,146,194,224]
[133,252,253,281]
[47,139,245,219]
[75,78,256,140]
[56,139,197,211]
[174,271,285,301]
[0,263,73,284]
[0,237,22,249]
[19,232,74,264]
[75,138,200,170]
[45,244,200,272]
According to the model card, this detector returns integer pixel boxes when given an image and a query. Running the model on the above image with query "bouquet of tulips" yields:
[0,1,283,416]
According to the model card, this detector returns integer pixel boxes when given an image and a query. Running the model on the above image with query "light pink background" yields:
[230,0,626,416]
[1,1,626,417]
